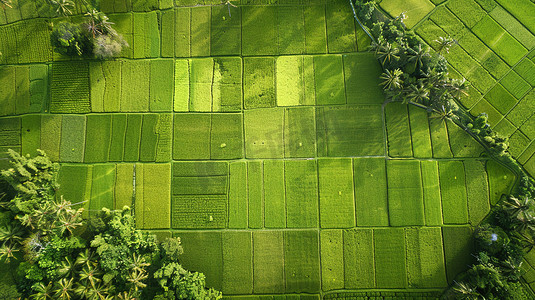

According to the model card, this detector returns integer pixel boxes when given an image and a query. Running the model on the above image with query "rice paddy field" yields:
[0,0,533,298]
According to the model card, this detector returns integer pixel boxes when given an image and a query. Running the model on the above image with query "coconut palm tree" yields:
[452,281,485,300]
[0,223,24,245]
[0,0,11,9]
[380,68,403,91]
[48,0,75,16]
[127,269,148,292]
[377,42,400,66]
[58,257,77,278]
[434,36,457,54]
[85,9,115,38]
[31,282,54,300]
[0,242,18,263]
[54,278,74,300]
[502,196,533,220]
[405,83,429,104]
[407,44,430,73]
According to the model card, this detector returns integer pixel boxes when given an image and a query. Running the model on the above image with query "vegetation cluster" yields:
[0,150,221,299]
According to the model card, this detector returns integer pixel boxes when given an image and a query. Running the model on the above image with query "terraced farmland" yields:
[0,0,528,299]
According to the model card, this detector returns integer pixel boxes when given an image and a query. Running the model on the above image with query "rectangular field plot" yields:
[115,164,133,210]
[421,161,443,226]
[244,57,276,109]
[446,121,484,158]
[50,62,90,113]
[89,164,116,215]
[325,1,357,52]
[242,6,277,55]
[446,0,486,29]
[245,108,284,158]
[374,228,407,288]
[213,57,242,112]
[316,106,383,157]
[285,160,318,228]
[381,0,435,29]
[222,232,253,294]
[0,66,15,116]
[314,55,346,105]
[253,231,285,294]
[487,160,516,205]
[343,53,384,105]
[387,160,424,226]
[57,164,91,213]
[284,107,316,158]
[343,228,375,288]
[84,115,111,163]
[149,59,173,112]
[248,161,263,229]
[485,84,517,115]
[90,61,121,112]
[353,157,388,226]
[276,56,305,107]
[320,230,344,291]
[429,118,453,158]
[464,160,490,225]
[211,5,241,56]
[495,0,535,36]
[109,114,126,162]
[386,103,413,157]
[278,6,305,55]
[490,6,535,49]
[121,60,150,112]
[59,115,86,163]
[405,227,447,288]
[21,115,40,157]
[318,159,355,228]
[429,7,465,37]
[229,161,247,229]
[210,114,243,159]
[173,114,211,160]
[189,58,213,112]
[284,231,321,293]
[443,226,474,283]
[40,115,61,161]
[142,164,170,229]
[408,105,432,157]
[304,5,327,54]
[439,161,468,224]
[263,160,286,228]
[501,71,531,99]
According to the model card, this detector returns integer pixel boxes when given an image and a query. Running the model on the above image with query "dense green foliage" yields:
[0,150,221,299]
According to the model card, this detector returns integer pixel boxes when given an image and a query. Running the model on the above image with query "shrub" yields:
[50,22,92,56]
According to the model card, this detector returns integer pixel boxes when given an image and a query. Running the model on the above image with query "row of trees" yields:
[0,150,221,299]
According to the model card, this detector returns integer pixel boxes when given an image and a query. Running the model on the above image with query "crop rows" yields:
[0,65,47,116]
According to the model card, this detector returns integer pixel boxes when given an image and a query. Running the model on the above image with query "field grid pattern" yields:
[0,0,528,298]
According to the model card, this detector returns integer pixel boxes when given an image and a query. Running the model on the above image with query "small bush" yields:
[50,22,91,57]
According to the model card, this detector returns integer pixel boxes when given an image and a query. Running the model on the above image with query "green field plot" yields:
[405,227,447,288]
[21,115,40,157]
[304,5,327,54]
[84,115,111,163]
[89,164,115,215]
[446,0,486,29]
[174,59,189,112]
[318,158,355,228]
[248,161,263,229]
[114,163,133,210]
[59,115,86,162]
[416,20,448,49]
[446,121,484,158]
[442,226,474,283]
[386,103,413,157]
[485,84,517,114]
[480,52,510,80]
[57,165,91,212]
[285,160,319,228]
[320,230,344,291]
[421,161,443,226]
[490,6,535,49]
[486,160,516,205]
[408,105,432,157]
[176,231,223,290]
[50,62,90,113]
[211,5,241,56]
[121,60,150,112]
[343,53,384,105]
[495,0,535,35]
[123,114,142,161]
[464,160,491,225]
[210,114,243,159]
[353,157,388,226]
[189,58,213,112]
[149,59,173,112]
[245,108,284,158]
[284,230,321,293]
[244,57,276,109]
[242,6,277,55]
[509,130,531,158]
[173,114,211,160]
[139,114,158,162]
[174,8,190,57]
[500,71,531,99]
[343,228,375,288]
[278,6,305,54]
[439,161,468,224]
[108,114,127,162]
[380,0,434,29]
[109,13,133,57]
[263,160,285,228]
[325,1,357,52]
[0,66,15,116]
[13,19,51,63]
[276,56,305,107]
[229,161,248,229]
[313,55,346,105]
[14,66,30,115]
[40,115,61,161]
[470,98,503,125]
[160,9,174,57]
[0,24,17,65]
[222,232,253,294]
[0,117,20,168]
[521,113,535,140]
[142,164,171,229]
[253,231,285,293]
[514,58,535,87]
[133,12,159,58]
[190,7,211,57]
[213,57,242,111]
[90,60,122,112]
[374,228,407,288]
[284,107,316,158]
[429,119,454,158]
[317,106,384,157]
[387,160,425,226]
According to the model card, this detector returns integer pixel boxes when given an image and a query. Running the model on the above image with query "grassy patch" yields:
[317,106,384,157]
[343,53,384,105]
[244,108,284,158]
[210,114,243,159]
[109,114,126,162]
[446,0,486,28]
[149,59,173,112]
[429,119,453,158]
[480,52,510,80]
[278,6,305,54]
[439,161,468,224]
[387,160,425,226]
[222,232,253,294]
[313,55,346,105]
[304,5,327,54]
[253,231,284,293]
[21,115,40,157]
[229,161,248,229]
[59,115,86,163]
[325,1,357,52]
[284,230,321,293]
[211,5,241,56]
[470,98,503,126]
[428,7,465,38]
[486,160,516,205]
[374,228,407,288]
[29,64,48,113]
[442,226,474,283]
[285,159,319,228]
[490,6,535,49]
[175,8,190,57]
[89,164,115,215]
[50,62,90,113]
[114,163,133,210]
[276,56,304,106]
[263,160,285,228]
[284,107,316,158]
[173,114,211,160]
[318,158,355,228]
[485,83,517,115]
[124,114,142,161]
[509,130,531,158]
[405,227,447,288]
[190,7,210,57]
[160,9,174,57]
[354,157,388,226]
[380,0,435,29]
[421,161,443,226]
[142,164,171,229]
[386,103,413,157]
[84,115,111,163]
[242,6,277,55]
[408,105,432,157]
[57,165,91,213]
[501,71,531,99]
[244,57,275,109]
[40,115,61,161]
[0,66,15,116]
[343,228,375,288]
[248,161,263,229]
[14,66,29,115]
[139,114,159,162]
[174,59,189,112]
[514,58,535,86]
[464,160,491,225]
[446,121,484,158]
[320,230,344,291]
[121,60,150,112]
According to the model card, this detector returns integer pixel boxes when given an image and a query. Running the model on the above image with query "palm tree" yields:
[379,68,403,91]
[498,257,523,280]
[31,282,54,300]
[0,242,18,263]
[434,36,457,54]
[58,257,77,278]
[79,264,102,288]
[444,78,469,99]
[0,223,24,245]
[0,0,11,9]
[127,269,148,292]
[431,101,458,123]
[452,281,485,300]
[503,196,533,219]
[407,44,430,73]
[85,9,115,38]
[377,43,400,66]
[48,0,75,16]
[54,278,74,300]
[405,83,429,104]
